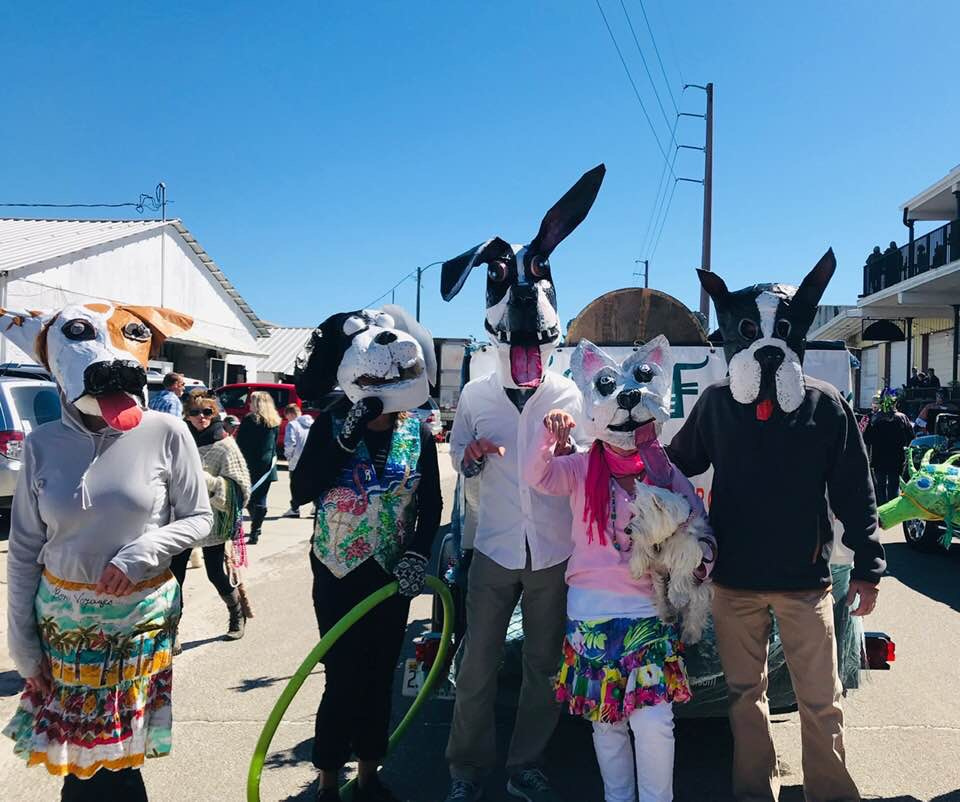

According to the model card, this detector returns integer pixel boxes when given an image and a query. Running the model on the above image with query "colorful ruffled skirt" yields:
[3,569,181,778]
[555,615,692,723]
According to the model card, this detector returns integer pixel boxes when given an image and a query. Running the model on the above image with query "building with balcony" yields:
[811,165,960,409]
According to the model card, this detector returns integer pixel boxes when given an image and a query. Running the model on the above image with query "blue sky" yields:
[2,1,959,338]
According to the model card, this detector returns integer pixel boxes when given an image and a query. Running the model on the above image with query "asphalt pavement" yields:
[1,449,959,801]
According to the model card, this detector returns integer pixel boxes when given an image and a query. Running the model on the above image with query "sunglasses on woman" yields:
[187,408,217,418]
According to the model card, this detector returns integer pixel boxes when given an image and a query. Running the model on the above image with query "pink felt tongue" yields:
[97,393,143,431]
[510,345,543,388]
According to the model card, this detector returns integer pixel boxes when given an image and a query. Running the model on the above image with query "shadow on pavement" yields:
[0,669,24,698]
[180,635,231,653]
[883,541,960,612]
[229,670,322,694]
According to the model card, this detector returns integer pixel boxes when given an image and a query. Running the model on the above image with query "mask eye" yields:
[738,319,759,340]
[488,260,509,282]
[595,374,617,397]
[634,364,654,383]
[529,255,550,279]
[61,318,96,342]
[343,316,367,337]
[122,321,151,342]
[775,319,792,339]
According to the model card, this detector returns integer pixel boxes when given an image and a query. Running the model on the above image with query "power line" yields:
[639,116,680,258]
[618,0,675,136]
[637,0,680,115]
[0,183,171,219]
[648,177,678,260]
[366,270,418,309]
[657,0,686,88]
[595,0,674,172]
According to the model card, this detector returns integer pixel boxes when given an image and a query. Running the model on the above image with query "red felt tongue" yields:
[510,345,543,388]
[756,399,774,421]
[97,392,143,431]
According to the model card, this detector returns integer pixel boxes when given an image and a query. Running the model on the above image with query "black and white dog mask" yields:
[294,305,437,415]
[697,249,836,414]
[440,164,606,389]
[571,336,672,450]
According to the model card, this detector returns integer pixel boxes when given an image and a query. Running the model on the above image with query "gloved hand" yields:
[337,398,385,452]
[634,419,673,488]
[393,551,428,597]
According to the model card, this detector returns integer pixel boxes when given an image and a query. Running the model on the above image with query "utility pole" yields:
[699,82,714,326]
[415,266,423,321]
[633,259,649,288]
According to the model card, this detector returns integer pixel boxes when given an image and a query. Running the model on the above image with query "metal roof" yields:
[901,164,960,221]
[257,326,314,375]
[0,217,271,337]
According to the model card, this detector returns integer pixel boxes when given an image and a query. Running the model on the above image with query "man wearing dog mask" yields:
[439,165,604,802]
[290,305,442,802]
[665,252,885,802]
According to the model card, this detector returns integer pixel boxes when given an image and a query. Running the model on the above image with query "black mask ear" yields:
[696,269,731,309]
[792,249,836,329]
[294,311,356,399]
[440,237,513,301]
[528,164,606,259]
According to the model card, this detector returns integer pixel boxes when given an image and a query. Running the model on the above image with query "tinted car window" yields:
[10,386,61,431]
[218,388,249,409]
[267,388,290,409]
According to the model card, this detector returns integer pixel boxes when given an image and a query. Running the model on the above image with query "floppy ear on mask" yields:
[440,237,513,302]
[0,308,55,365]
[294,311,354,400]
[382,304,438,389]
[118,306,194,358]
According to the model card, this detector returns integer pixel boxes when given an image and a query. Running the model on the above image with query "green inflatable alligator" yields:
[877,448,960,549]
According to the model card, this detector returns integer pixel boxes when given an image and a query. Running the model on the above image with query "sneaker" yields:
[316,787,342,801]
[506,769,559,801]
[353,776,401,802]
[444,779,483,801]
[282,507,300,518]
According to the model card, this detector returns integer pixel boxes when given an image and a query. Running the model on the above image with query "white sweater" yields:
[6,403,213,678]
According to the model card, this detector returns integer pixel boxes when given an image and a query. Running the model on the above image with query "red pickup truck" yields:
[215,382,326,456]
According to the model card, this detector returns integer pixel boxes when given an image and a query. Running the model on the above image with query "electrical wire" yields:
[639,118,680,258]
[0,184,170,216]
[618,0,675,137]
[366,269,418,308]
[595,0,674,172]
[638,0,680,115]
[648,177,678,260]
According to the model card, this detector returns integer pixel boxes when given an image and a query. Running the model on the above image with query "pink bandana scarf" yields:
[583,441,645,545]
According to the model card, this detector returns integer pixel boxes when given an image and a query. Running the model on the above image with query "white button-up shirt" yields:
[449,370,582,571]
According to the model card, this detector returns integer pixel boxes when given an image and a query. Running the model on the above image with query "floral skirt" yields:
[556,615,692,723]
[3,569,180,778]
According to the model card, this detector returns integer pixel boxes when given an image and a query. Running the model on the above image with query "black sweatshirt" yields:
[290,409,443,560]
[666,377,885,590]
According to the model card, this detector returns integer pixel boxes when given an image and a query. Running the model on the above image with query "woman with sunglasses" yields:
[236,391,281,545]
[170,392,252,646]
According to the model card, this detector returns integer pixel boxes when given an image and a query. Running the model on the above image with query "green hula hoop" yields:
[246,575,454,802]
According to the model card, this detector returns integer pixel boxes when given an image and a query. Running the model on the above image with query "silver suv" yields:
[0,378,61,507]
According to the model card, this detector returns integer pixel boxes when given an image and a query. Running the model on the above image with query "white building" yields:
[812,165,960,409]
[255,326,314,383]
[0,218,269,386]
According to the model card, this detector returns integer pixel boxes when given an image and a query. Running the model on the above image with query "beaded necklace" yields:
[609,477,634,555]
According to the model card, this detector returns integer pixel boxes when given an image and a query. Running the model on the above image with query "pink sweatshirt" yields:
[524,431,712,598]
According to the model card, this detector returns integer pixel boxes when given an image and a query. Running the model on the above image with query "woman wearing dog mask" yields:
[236,390,281,544]
[1,302,212,802]
[523,338,715,802]
[290,307,442,802]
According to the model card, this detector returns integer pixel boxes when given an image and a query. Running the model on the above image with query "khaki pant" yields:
[446,550,568,781]
[712,584,860,802]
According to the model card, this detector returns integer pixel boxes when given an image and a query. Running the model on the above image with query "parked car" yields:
[413,398,444,440]
[215,382,328,456]
[146,369,206,399]
[0,363,53,381]
[0,378,61,507]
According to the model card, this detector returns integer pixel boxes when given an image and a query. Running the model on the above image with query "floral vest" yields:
[313,416,422,578]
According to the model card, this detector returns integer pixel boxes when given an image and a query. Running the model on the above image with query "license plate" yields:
[401,658,455,700]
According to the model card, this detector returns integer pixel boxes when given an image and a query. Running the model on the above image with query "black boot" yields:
[221,590,246,640]
[248,508,266,545]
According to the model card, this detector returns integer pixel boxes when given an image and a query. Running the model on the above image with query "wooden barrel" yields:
[565,288,708,346]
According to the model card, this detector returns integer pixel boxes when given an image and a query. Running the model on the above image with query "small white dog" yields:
[626,482,713,643]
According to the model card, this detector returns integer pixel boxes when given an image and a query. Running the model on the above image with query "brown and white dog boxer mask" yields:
[0,303,193,430]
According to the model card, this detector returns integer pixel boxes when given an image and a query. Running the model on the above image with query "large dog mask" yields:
[440,164,605,389]
[697,249,836,414]
[570,335,672,450]
[294,304,436,414]
[0,302,193,430]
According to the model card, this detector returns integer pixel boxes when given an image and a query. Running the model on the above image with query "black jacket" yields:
[290,409,442,560]
[862,411,913,471]
[666,377,885,590]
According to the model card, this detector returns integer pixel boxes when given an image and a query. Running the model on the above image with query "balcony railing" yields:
[862,219,960,296]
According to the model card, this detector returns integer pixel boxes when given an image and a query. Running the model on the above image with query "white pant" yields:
[592,703,675,802]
